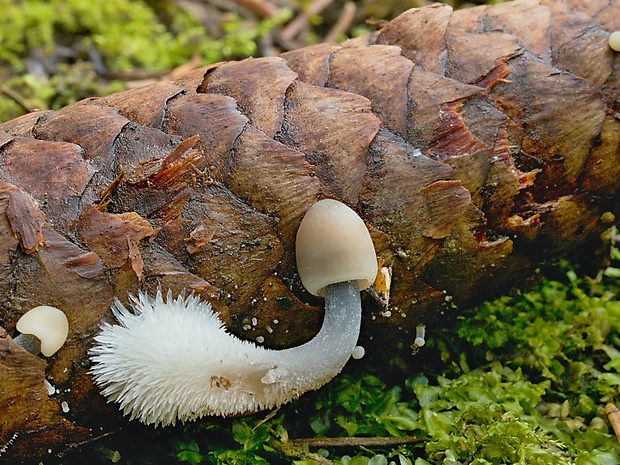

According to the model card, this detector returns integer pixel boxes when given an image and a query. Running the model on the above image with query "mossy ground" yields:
[0,0,291,122]
[165,227,620,465]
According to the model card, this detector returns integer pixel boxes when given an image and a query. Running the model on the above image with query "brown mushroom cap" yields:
[295,199,378,296]
[16,305,69,356]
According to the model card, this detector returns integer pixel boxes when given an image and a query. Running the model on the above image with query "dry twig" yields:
[290,435,425,449]
[281,0,334,42]
[323,2,356,43]
[233,0,279,18]
[0,85,33,113]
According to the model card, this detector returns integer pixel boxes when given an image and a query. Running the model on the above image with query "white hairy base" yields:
[89,284,361,426]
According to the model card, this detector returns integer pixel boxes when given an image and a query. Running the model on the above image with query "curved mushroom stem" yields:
[12,333,42,355]
[265,280,361,388]
[90,284,363,426]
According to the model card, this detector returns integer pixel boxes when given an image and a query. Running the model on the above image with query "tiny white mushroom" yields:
[411,324,426,355]
[413,324,426,348]
[89,199,377,426]
[14,305,69,357]
[44,379,56,395]
[351,346,366,360]
[609,31,620,52]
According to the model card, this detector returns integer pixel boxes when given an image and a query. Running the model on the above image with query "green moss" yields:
[0,0,288,71]
[454,265,620,408]
[0,0,290,122]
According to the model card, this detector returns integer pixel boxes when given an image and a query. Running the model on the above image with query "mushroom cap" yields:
[16,305,69,356]
[296,199,378,296]
[610,31,620,52]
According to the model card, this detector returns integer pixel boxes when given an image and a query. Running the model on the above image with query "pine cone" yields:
[0,0,618,461]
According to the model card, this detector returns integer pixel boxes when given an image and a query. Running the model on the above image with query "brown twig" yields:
[0,84,33,113]
[290,435,425,449]
[58,431,117,458]
[365,18,388,30]
[281,0,334,42]
[233,0,279,18]
[168,55,203,80]
[605,403,620,442]
[268,426,424,463]
[267,430,333,465]
[323,2,357,43]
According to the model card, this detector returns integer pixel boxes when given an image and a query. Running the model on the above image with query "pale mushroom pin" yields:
[13,305,69,357]
[609,31,620,52]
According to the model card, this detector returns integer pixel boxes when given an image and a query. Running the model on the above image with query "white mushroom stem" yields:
[89,282,361,426]
[270,280,361,385]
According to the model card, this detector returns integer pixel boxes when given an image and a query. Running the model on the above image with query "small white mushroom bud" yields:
[14,305,69,357]
[411,324,426,355]
[609,31,620,52]
[351,346,366,360]
[89,199,378,426]
[414,324,426,348]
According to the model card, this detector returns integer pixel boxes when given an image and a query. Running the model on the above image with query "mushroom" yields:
[13,305,69,357]
[413,324,426,348]
[411,324,426,355]
[89,199,378,426]
[610,31,620,52]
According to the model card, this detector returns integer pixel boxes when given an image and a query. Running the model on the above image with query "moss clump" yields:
[0,0,290,122]
[0,0,288,71]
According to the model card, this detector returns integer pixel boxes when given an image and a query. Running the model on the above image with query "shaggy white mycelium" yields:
[90,286,361,426]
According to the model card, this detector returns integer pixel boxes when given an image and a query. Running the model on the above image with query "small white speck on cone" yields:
[609,31,620,52]
[351,345,365,359]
